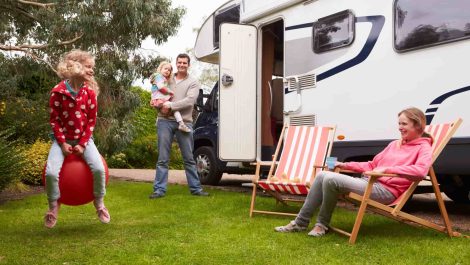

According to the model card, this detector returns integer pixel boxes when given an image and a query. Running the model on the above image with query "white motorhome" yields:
[193,0,470,203]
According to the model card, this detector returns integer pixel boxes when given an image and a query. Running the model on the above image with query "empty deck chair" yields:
[249,124,336,217]
[330,118,463,244]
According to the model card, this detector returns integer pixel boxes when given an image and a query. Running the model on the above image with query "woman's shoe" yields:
[307,224,329,237]
[274,220,307,232]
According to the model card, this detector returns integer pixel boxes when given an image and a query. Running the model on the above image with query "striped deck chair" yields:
[330,118,464,244]
[249,124,336,217]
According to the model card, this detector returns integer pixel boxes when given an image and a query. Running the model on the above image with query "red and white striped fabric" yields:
[258,126,333,195]
[424,122,452,162]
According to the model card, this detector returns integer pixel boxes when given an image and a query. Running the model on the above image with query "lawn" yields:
[0,180,468,265]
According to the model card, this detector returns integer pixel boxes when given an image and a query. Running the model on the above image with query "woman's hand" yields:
[335,162,346,169]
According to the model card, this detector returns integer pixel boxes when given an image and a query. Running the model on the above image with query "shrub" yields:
[0,98,50,144]
[122,134,157,169]
[19,139,51,185]
[0,132,25,192]
[169,142,184,170]
[120,134,184,169]
[107,152,131,169]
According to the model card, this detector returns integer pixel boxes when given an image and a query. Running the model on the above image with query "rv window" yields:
[213,5,240,48]
[394,0,470,52]
[312,10,355,53]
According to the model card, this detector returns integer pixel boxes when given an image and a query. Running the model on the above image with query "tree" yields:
[0,0,185,155]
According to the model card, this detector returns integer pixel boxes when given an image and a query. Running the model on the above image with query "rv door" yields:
[218,23,257,161]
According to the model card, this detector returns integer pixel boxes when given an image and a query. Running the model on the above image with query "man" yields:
[149,53,209,198]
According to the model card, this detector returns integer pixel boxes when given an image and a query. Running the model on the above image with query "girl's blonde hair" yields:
[398,107,433,143]
[56,49,99,94]
[156,61,173,81]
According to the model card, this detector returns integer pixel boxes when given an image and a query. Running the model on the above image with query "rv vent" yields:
[287,74,316,91]
[289,115,316,126]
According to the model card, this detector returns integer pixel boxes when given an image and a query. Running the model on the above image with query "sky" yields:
[134,0,229,89]
[143,0,227,58]
[136,0,228,89]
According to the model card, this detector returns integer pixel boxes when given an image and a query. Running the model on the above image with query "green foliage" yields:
[0,130,25,192]
[0,182,469,264]
[129,86,156,139]
[0,98,50,144]
[0,0,186,158]
[0,56,55,144]
[119,134,184,170]
[121,134,157,169]
[19,139,50,185]
[107,153,131,169]
[111,86,184,169]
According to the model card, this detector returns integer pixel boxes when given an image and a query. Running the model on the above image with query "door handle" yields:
[221,74,233,87]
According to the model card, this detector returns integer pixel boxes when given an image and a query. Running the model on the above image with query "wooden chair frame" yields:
[329,118,464,244]
[249,124,336,217]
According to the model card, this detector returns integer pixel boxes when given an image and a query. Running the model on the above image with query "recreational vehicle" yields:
[192,0,470,203]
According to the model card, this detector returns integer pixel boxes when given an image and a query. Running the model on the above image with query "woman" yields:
[275,107,433,236]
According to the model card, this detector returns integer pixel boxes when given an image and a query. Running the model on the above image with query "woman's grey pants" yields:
[295,171,396,228]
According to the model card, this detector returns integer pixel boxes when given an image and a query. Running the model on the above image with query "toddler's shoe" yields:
[178,123,191,133]
[96,207,111,224]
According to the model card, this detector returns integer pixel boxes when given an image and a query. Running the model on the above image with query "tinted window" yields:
[213,5,240,48]
[394,0,470,52]
[313,10,355,53]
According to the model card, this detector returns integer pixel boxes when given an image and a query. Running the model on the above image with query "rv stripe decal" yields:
[425,85,470,124]
[284,16,385,95]
[286,23,314,31]
[316,16,385,82]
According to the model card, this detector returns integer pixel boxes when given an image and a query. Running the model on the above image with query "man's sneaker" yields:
[192,191,209,196]
[178,123,191,133]
[274,220,307,233]
[96,207,111,224]
[149,191,165,199]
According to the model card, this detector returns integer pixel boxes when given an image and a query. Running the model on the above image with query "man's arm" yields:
[169,79,199,111]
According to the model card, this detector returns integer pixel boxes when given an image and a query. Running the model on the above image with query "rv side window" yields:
[312,10,355,53]
[394,0,470,52]
[213,4,240,48]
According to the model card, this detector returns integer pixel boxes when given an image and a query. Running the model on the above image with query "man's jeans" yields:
[153,119,203,194]
[45,139,106,202]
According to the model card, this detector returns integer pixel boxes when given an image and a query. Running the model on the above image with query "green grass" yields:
[0,180,468,265]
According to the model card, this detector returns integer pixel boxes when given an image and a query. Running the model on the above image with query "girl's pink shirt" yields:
[343,137,433,198]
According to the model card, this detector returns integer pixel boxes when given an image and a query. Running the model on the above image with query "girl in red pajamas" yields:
[44,49,109,228]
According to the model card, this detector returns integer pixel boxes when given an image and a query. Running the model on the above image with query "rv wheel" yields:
[440,175,470,204]
[194,146,223,185]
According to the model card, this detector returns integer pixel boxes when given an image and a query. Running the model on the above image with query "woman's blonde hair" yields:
[398,107,433,143]
[56,49,99,94]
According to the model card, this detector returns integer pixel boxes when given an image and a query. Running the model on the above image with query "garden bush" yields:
[107,152,131,169]
[119,134,184,169]
[0,131,25,192]
[19,139,50,185]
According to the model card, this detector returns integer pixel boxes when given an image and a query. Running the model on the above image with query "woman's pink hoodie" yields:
[343,137,433,198]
